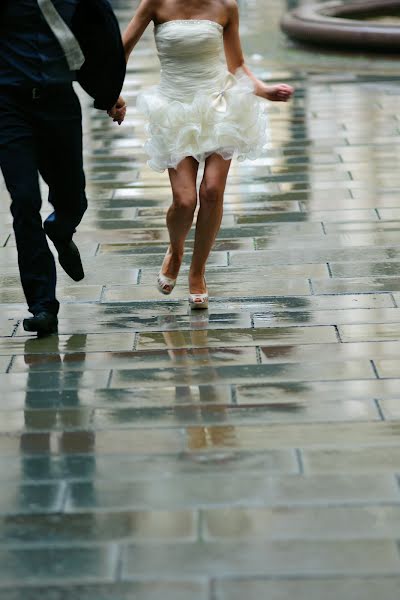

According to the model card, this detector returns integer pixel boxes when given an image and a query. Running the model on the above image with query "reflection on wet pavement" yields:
[1,0,400,595]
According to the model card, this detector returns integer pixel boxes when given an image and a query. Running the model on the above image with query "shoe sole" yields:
[189,303,209,310]
[23,321,58,334]
[188,299,209,310]
[157,285,174,296]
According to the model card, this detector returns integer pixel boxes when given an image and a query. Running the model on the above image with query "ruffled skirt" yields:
[137,69,268,172]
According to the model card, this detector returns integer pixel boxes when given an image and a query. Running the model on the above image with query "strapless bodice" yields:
[154,20,226,101]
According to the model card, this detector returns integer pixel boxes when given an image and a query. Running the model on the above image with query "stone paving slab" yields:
[0,398,380,432]
[2,0,400,592]
[0,429,183,458]
[0,285,103,305]
[0,510,197,542]
[8,347,260,372]
[0,356,12,372]
[0,582,209,600]
[109,360,375,387]
[203,505,400,540]
[0,449,299,484]
[0,333,137,355]
[135,326,338,350]
[259,340,400,363]
[12,313,253,336]
[0,378,394,410]
[0,546,118,585]
[214,577,400,600]
[120,540,400,578]
[0,402,376,435]
[234,379,400,404]
[303,447,400,474]
[379,399,400,420]
[339,322,400,342]
[64,474,400,512]
[0,482,66,515]
[312,277,400,295]
[254,307,400,327]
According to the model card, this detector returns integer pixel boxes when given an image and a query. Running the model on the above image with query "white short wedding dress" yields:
[137,19,268,172]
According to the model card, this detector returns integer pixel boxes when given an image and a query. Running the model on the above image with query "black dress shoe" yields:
[23,312,58,335]
[54,239,84,281]
[43,221,84,281]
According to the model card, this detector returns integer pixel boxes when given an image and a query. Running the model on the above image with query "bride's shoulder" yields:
[224,0,239,19]
[224,0,239,9]
[222,0,239,26]
[136,0,163,22]
[138,0,162,11]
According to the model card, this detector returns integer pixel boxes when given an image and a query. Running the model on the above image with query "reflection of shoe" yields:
[24,335,60,361]
[23,312,58,336]
[44,224,84,281]
[157,249,177,295]
[189,278,209,310]
[189,311,209,329]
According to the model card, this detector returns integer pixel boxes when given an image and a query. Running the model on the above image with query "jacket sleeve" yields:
[72,0,126,111]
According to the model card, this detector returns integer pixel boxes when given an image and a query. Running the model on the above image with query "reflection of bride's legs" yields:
[190,154,231,294]
[161,157,199,283]
[162,329,195,409]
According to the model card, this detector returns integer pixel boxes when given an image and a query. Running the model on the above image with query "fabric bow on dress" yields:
[211,73,236,113]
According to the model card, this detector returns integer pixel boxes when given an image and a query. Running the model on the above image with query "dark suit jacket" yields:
[0,0,126,111]
[72,0,126,110]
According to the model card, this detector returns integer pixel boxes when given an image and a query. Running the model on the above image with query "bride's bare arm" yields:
[223,0,293,102]
[123,0,158,61]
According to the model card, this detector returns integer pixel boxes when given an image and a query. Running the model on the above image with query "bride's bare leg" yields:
[162,157,199,280]
[189,154,232,294]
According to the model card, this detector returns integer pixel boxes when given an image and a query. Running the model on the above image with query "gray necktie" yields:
[37,0,85,71]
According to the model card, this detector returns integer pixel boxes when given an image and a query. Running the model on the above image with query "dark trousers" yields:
[0,84,87,315]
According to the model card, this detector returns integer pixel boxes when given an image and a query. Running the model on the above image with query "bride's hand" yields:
[258,83,294,102]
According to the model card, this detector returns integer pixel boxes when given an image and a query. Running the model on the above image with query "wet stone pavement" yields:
[1,0,400,597]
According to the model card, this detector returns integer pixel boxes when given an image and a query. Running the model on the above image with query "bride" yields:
[123,0,294,308]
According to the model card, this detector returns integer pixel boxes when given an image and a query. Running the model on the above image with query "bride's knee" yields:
[199,181,224,207]
[171,189,197,213]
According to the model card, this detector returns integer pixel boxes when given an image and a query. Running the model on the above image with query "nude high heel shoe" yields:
[157,272,177,295]
[188,278,209,310]
[157,248,177,295]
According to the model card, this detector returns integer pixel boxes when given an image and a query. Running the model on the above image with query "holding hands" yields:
[108,95,127,124]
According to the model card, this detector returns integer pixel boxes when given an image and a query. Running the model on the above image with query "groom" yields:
[0,0,127,336]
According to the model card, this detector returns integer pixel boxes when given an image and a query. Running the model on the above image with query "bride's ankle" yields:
[170,249,183,261]
[189,271,207,292]
[163,249,183,277]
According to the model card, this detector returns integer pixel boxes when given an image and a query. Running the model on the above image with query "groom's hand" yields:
[108,96,127,125]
